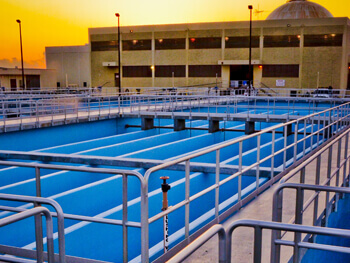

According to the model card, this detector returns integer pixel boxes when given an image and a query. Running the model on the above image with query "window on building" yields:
[122,39,152,51]
[304,34,343,47]
[155,65,186,77]
[155,38,186,50]
[264,35,300,48]
[262,65,299,78]
[189,65,221,77]
[189,37,221,49]
[225,36,260,48]
[122,66,152,77]
[91,41,118,51]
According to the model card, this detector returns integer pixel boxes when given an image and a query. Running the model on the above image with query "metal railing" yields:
[168,219,350,263]
[0,160,145,263]
[1,92,348,133]
[0,205,54,263]
[141,102,350,261]
[272,184,350,263]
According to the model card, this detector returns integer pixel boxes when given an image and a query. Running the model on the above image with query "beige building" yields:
[45,45,91,88]
[0,67,56,91]
[88,0,350,92]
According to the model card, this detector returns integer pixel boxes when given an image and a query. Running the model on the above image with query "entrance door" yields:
[10,79,17,91]
[230,65,251,87]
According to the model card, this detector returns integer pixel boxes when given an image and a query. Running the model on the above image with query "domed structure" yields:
[266,0,333,20]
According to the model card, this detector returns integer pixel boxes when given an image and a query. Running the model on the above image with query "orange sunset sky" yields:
[0,0,349,69]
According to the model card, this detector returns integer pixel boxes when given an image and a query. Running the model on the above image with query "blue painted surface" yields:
[301,194,350,263]
[0,100,339,262]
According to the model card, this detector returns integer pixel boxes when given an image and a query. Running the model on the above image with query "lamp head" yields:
[248,5,253,10]
[115,13,120,17]
[16,19,21,23]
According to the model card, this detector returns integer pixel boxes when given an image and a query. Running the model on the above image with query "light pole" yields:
[16,19,25,90]
[115,13,121,95]
[248,5,253,92]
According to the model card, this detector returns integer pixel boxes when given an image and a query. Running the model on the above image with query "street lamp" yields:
[16,19,25,90]
[248,5,253,92]
[115,13,121,95]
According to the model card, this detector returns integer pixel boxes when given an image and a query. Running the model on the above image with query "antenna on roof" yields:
[254,4,268,20]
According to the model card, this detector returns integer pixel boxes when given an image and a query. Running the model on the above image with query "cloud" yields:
[0,57,45,69]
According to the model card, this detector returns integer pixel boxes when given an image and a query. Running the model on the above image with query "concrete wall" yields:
[45,45,91,88]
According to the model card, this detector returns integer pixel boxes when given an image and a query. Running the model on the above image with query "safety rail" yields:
[0,160,146,263]
[272,184,350,263]
[142,102,350,262]
[167,219,350,263]
[0,205,55,263]
[1,93,348,133]
[0,194,65,263]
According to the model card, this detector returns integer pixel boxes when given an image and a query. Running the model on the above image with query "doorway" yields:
[10,79,17,91]
[230,65,252,87]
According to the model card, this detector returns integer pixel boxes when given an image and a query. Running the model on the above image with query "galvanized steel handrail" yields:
[141,102,350,261]
[0,206,55,263]
[0,194,65,263]
[0,160,146,263]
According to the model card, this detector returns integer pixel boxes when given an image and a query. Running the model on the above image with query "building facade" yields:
[0,67,56,91]
[45,45,91,88]
[89,16,350,92]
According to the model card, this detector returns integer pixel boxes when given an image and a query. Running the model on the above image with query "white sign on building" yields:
[276,79,285,87]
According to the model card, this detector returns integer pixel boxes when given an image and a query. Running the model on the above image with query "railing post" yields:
[256,135,261,195]
[325,144,333,226]
[293,121,299,163]
[271,130,275,181]
[215,150,220,218]
[238,141,243,204]
[293,186,303,263]
[313,156,321,226]
[253,226,262,263]
[34,167,43,263]
[181,160,189,239]
[123,174,128,263]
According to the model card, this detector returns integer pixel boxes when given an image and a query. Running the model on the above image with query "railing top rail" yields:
[275,183,350,195]
[0,159,144,183]
[227,219,350,238]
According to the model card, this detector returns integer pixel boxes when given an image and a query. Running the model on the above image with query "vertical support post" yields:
[215,150,220,218]
[174,118,186,131]
[122,174,128,263]
[141,117,154,130]
[209,119,220,133]
[256,135,261,195]
[293,186,304,263]
[253,227,262,263]
[245,121,255,135]
[343,132,349,186]
[34,167,43,263]
[313,156,321,226]
[185,160,190,238]
[271,130,275,181]
[325,145,333,226]
[238,141,243,204]
[293,121,299,163]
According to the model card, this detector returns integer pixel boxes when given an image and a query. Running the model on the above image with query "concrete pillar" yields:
[174,118,186,131]
[284,123,293,136]
[245,121,255,135]
[209,120,220,133]
[141,117,154,130]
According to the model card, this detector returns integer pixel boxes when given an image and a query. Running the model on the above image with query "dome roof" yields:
[266,0,333,20]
